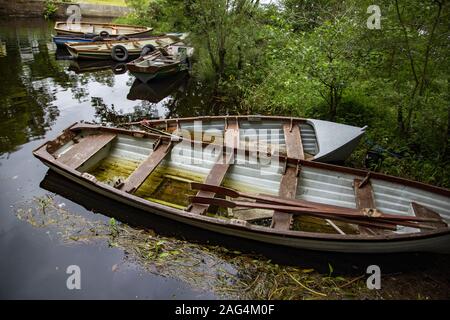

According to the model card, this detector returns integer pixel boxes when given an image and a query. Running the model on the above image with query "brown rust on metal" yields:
[412,202,448,230]
[121,142,172,193]
[46,129,77,154]
[56,132,117,169]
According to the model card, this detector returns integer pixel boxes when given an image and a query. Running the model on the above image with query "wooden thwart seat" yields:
[189,160,231,215]
[283,122,304,160]
[56,133,116,169]
[189,120,239,215]
[271,121,304,230]
[121,142,172,193]
[353,178,386,235]
[225,118,239,149]
[271,165,299,230]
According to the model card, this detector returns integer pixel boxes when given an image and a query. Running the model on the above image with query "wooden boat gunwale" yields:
[54,21,153,38]
[32,123,450,253]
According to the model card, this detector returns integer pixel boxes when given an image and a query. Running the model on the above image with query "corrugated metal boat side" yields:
[36,158,450,254]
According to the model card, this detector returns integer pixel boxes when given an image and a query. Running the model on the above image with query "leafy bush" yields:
[43,0,58,20]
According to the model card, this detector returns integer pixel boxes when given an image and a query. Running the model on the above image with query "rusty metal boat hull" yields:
[32,123,450,254]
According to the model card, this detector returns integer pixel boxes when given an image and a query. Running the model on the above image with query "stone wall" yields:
[0,0,132,18]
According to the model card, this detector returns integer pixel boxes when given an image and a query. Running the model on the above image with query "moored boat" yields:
[129,115,367,162]
[32,122,450,254]
[65,36,181,61]
[52,35,97,47]
[126,49,189,83]
[54,21,152,38]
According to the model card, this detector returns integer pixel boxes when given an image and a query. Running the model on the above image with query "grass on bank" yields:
[78,0,127,7]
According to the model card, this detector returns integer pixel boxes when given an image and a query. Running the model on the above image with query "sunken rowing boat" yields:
[33,122,450,253]
[54,21,153,38]
[65,36,181,61]
[126,115,367,162]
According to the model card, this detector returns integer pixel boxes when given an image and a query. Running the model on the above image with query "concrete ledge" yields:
[0,0,132,18]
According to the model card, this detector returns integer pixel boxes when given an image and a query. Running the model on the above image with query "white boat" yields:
[134,115,367,162]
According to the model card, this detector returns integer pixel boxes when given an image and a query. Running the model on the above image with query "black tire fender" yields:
[117,35,129,41]
[112,63,127,75]
[99,31,110,38]
[140,44,156,57]
[84,33,96,39]
[111,45,129,62]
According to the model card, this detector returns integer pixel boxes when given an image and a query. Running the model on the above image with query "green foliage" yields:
[43,0,58,20]
[118,0,449,187]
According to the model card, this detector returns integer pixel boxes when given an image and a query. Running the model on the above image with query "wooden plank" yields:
[189,160,231,215]
[57,133,116,169]
[283,122,304,160]
[189,121,239,215]
[271,165,299,230]
[354,178,376,208]
[121,143,172,193]
[225,118,239,149]
[353,178,385,235]
[411,202,448,230]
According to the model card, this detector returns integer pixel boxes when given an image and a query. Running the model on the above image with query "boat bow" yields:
[308,119,366,162]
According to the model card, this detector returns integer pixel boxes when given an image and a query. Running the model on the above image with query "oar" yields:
[119,120,177,138]
[190,182,442,223]
[188,196,401,230]
[189,196,436,230]
[140,123,175,137]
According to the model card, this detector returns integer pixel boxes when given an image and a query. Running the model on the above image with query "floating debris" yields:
[10,195,405,299]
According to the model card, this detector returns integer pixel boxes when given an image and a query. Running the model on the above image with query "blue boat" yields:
[52,35,95,47]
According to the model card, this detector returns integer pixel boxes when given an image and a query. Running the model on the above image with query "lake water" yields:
[0,18,221,299]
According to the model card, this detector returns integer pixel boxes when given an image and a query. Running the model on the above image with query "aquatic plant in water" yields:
[12,195,387,299]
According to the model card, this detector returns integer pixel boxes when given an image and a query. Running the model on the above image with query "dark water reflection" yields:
[0,18,215,157]
[0,18,216,299]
